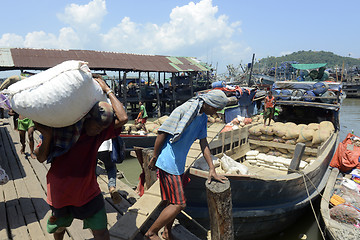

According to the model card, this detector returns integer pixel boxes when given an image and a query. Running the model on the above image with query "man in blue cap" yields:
[145,89,228,240]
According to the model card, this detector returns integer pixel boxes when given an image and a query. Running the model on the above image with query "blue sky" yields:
[0,0,358,76]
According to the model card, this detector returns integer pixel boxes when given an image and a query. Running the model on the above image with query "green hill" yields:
[257,50,360,69]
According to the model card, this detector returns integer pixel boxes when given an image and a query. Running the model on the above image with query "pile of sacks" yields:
[193,153,248,175]
[208,113,223,123]
[122,115,169,135]
[248,120,335,159]
[221,115,254,133]
[245,150,312,171]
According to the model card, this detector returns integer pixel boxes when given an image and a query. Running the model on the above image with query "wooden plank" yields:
[66,219,94,240]
[0,185,9,240]
[2,123,52,239]
[110,181,162,240]
[169,223,201,240]
[248,139,317,154]
[98,175,131,214]
[288,143,306,173]
[7,204,29,240]
[24,213,47,240]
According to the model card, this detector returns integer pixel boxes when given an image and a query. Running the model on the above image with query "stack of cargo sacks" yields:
[248,120,335,159]
[245,151,314,171]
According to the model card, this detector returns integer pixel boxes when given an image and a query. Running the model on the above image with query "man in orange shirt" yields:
[264,90,276,126]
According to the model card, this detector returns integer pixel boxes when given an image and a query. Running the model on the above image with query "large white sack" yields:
[5,60,106,127]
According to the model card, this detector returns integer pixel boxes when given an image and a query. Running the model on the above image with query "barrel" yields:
[313,82,329,95]
[212,81,225,89]
[309,70,319,80]
[272,89,281,100]
[320,90,336,104]
[291,89,305,100]
[279,89,292,100]
[299,69,309,78]
[320,71,329,81]
[304,90,316,102]
[296,76,304,81]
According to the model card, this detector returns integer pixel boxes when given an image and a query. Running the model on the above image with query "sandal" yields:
[110,190,122,204]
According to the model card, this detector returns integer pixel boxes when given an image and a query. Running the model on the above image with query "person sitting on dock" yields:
[145,89,228,240]
[34,77,128,240]
[264,90,276,126]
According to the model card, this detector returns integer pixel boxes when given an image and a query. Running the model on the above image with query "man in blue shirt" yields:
[145,90,228,240]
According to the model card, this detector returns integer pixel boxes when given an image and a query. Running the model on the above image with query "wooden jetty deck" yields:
[0,117,201,240]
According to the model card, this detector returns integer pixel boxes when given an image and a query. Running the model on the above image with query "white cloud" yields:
[57,0,107,32]
[0,33,24,47]
[0,0,249,73]
[58,27,82,49]
[280,51,293,57]
[100,0,247,72]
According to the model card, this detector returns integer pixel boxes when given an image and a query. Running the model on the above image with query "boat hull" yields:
[120,134,156,151]
[185,132,338,239]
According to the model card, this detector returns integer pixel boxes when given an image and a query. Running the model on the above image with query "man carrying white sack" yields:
[145,89,228,240]
[34,77,128,240]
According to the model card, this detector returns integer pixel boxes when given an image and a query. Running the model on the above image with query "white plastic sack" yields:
[4,60,106,127]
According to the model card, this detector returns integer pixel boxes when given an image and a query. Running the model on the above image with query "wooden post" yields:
[248,53,255,87]
[122,71,127,111]
[171,73,177,108]
[288,142,305,174]
[189,72,194,97]
[156,72,161,117]
[141,148,157,190]
[205,180,234,240]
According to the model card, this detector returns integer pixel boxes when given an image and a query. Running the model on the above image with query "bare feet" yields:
[109,187,122,204]
[144,232,161,240]
[161,228,173,240]
[30,152,36,159]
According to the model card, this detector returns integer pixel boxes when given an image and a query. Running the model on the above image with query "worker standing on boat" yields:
[34,77,128,240]
[136,101,148,132]
[264,90,276,126]
[145,89,228,240]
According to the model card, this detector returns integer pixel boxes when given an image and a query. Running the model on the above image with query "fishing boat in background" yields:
[320,133,360,240]
[185,81,343,239]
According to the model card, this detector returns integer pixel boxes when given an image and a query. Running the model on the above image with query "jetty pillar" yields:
[205,180,234,240]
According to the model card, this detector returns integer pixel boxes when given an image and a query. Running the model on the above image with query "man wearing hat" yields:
[145,89,228,240]
[35,77,128,240]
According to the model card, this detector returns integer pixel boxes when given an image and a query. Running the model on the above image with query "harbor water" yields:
[116,98,360,240]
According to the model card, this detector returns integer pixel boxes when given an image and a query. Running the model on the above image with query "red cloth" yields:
[265,96,275,109]
[137,117,147,124]
[46,123,122,208]
[330,133,360,173]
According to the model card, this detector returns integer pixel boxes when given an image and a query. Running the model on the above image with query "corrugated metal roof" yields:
[0,48,212,73]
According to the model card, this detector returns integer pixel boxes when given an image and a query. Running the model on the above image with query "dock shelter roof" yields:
[0,48,211,73]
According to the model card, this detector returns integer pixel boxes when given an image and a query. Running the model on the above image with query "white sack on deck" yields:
[220,153,248,175]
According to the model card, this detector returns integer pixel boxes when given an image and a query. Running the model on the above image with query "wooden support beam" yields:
[288,142,305,174]
[206,180,234,240]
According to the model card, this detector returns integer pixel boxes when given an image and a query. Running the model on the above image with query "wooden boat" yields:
[320,133,360,240]
[120,133,157,151]
[184,83,342,239]
[320,168,360,240]
[342,81,360,98]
